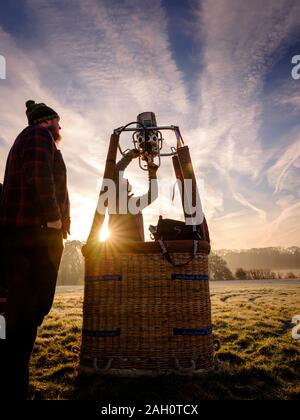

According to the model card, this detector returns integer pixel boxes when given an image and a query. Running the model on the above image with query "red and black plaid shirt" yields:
[0,125,70,233]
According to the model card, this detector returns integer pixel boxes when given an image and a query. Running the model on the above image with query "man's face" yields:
[46,117,61,142]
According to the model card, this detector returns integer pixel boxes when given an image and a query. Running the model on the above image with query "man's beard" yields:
[49,124,62,142]
[54,132,62,143]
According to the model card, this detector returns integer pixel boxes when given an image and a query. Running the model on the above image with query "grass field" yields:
[30,281,300,400]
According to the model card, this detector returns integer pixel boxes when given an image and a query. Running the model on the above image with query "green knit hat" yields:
[26,100,59,125]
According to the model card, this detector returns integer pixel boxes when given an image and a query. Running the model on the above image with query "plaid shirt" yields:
[0,125,70,233]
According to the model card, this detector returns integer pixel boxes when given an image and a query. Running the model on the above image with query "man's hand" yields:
[47,219,62,230]
[128,149,140,159]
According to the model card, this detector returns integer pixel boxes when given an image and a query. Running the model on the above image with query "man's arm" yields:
[22,126,62,224]
[62,191,71,238]
[115,150,158,210]
[134,164,159,210]
[115,149,139,173]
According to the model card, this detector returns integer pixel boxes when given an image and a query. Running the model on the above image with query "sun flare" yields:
[99,212,111,242]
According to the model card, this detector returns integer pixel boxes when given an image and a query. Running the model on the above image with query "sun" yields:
[99,211,111,242]
[67,201,112,242]
[99,224,111,241]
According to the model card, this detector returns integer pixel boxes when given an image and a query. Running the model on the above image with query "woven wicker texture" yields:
[80,240,214,372]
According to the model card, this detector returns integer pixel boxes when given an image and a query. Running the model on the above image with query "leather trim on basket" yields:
[171,274,209,281]
[82,240,210,257]
[173,327,212,336]
[82,328,121,337]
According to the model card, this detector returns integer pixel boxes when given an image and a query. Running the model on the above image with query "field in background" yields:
[30,281,300,400]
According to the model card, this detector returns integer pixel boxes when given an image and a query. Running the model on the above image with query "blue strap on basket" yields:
[174,327,212,336]
[85,274,122,282]
[82,328,121,337]
[171,274,209,281]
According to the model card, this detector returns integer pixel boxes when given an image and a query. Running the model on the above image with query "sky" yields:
[1,0,300,249]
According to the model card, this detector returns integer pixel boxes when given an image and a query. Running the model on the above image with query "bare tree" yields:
[209,254,234,280]
[58,240,84,285]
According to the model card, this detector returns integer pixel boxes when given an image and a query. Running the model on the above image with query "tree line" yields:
[218,247,300,271]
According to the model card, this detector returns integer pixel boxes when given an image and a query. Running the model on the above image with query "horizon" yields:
[1,0,300,248]
[64,238,300,252]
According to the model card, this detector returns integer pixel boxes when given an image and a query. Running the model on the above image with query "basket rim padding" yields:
[82,239,210,258]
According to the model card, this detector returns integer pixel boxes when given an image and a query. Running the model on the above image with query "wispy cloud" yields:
[187,0,300,247]
[0,0,190,240]
[26,0,190,120]
[1,0,300,248]
[267,132,300,195]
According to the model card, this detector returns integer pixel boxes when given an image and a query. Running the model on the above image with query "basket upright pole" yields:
[172,155,189,219]
[87,132,120,244]
[176,146,204,225]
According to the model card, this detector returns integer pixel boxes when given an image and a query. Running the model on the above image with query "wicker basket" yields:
[80,239,214,374]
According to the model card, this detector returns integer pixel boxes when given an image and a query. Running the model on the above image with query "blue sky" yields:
[1,0,300,249]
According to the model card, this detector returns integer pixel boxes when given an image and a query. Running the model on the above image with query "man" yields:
[109,149,158,242]
[0,100,70,399]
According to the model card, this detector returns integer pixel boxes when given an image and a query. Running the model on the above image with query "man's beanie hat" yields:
[26,100,59,125]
